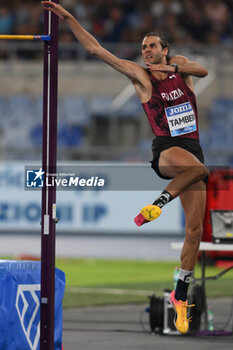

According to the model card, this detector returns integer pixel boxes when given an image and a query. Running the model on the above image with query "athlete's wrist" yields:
[170,63,178,73]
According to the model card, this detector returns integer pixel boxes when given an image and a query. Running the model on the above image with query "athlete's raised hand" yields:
[41,1,71,20]
[146,63,175,73]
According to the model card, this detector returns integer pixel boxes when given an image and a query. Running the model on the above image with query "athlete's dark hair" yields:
[143,32,171,61]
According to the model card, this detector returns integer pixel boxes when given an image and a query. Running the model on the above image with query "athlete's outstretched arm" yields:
[41,1,146,82]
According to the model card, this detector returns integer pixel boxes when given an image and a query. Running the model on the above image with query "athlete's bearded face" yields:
[142,36,168,65]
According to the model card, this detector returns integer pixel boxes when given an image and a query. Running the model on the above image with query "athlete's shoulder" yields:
[129,64,149,85]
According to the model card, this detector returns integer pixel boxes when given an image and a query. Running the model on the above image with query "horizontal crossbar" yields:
[0,35,51,41]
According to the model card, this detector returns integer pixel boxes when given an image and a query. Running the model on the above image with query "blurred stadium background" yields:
[0,0,233,255]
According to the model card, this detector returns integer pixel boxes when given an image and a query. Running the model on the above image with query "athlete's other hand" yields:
[41,1,71,20]
[146,63,174,73]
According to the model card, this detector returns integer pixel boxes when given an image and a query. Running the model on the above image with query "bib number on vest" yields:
[165,102,196,137]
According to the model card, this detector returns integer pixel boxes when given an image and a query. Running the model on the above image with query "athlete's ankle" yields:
[153,190,173,208]
[175,269,193,301]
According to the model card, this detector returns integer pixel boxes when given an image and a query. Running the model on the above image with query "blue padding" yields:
[0,260,65,350]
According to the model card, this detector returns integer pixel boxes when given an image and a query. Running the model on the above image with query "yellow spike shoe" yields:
[140,204,161,222]
[170,290,195,334]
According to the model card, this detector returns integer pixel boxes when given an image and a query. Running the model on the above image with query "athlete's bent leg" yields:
[135,147,208,226]
[159,147,208,199]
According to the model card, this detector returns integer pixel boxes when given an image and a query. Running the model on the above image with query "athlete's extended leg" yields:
[170,180,206,334]
[179,181,206,271]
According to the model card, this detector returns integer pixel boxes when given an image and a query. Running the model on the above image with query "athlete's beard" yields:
[152,52,164,64]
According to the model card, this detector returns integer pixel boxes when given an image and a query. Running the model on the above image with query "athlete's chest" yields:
[151,74,190,103]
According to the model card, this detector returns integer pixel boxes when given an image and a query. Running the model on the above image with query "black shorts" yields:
[150,136,208,182]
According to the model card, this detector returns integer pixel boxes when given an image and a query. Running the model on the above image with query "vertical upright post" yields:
[40,1,59,349]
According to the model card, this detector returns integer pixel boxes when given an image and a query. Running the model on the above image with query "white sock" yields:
[179,269,193,283]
